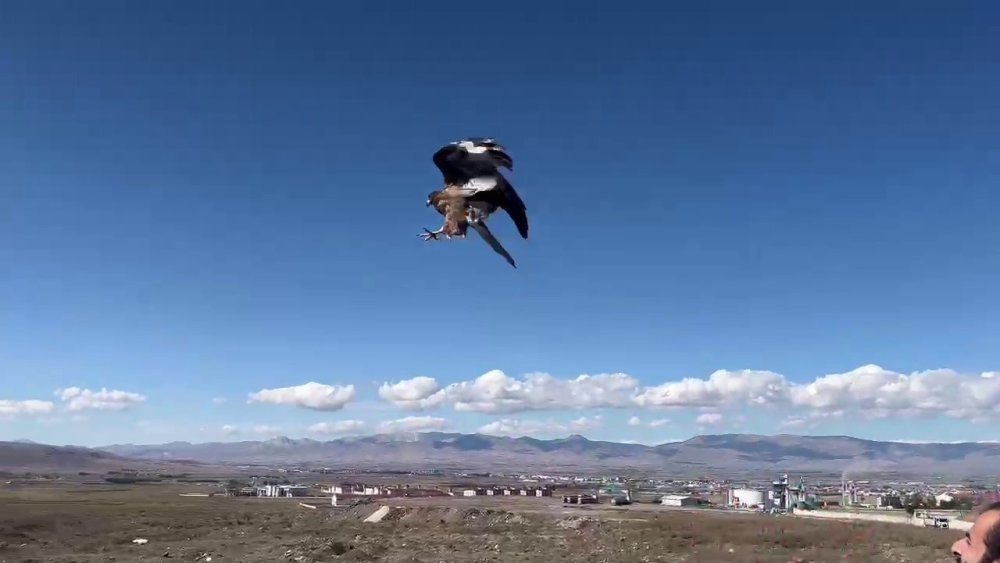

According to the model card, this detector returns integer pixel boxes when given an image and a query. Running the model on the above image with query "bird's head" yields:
[426,190,439,207]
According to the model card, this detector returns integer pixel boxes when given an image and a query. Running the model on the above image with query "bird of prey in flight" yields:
[420,137,529,268]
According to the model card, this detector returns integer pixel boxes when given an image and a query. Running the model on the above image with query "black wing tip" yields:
[494,151,514,171]
[515,218,528,239]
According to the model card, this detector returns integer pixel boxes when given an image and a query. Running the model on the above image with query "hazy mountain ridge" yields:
[0,441,209,472]
[4,434,999,476]
[88,433,1000,476]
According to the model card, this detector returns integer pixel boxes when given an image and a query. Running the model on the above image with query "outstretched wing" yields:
[470,220,517,269]
[467,175,528,239]
[432,138,513,185]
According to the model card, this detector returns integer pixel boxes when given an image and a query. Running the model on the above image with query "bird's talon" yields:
[420,228,444,241]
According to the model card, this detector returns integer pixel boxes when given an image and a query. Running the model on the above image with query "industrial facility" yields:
[726,474,812,513]
[839,479,905,509]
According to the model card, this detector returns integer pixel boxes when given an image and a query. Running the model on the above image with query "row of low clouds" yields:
[213,363,1000,435]
[1,387,146,418]
[375,364,1000,423]
[5,364,998,429]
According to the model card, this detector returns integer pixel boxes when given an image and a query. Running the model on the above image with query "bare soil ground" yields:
[0,482,959,562]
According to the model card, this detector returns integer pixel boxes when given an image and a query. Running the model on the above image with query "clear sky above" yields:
[2,0,998,446]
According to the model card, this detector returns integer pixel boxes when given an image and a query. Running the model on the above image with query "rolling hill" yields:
[91,433,1000,477]
[0,441,141,472]
[0,441,210,473]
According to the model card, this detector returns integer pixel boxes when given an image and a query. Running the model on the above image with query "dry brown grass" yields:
[0,483,958,562]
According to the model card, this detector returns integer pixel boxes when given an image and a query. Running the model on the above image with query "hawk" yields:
[420,137,529,268]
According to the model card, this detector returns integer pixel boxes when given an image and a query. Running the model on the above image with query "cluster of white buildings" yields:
[235,484,309,497]
[457,485,554,497]
[323,484,388,496]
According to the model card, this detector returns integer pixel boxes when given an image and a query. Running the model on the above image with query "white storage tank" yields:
[729,488,764,508]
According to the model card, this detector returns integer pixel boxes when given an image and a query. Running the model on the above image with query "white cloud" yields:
[778,417,807,430]
[376,364,1000,423]
[377,377,445,410]
[624,415,670,429]
[788,365,1000,422]
[379,370,639,414]
[479,419,555,437]
[451,371,638,413]
[247,382,355,411]
[0,399,55,418]
[777,410,845,431]
[568,415,602,432]
[212,397,227,405]
[696,413,723,426]
[55,387,146,412]
[477,415,603,437]
[377,369,782,413]
[376,416,448,434]
[221,424,239,436]
[307,420,367,436]
[635,369,789,409]
[252,425,282,438]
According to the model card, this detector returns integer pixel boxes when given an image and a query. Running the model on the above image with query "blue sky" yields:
[2,1,998,447]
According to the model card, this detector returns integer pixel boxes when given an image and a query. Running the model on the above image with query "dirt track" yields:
[0,483,959,562]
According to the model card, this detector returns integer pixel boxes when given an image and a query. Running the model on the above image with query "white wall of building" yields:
[661,495,696,507]
[730,488,764,507]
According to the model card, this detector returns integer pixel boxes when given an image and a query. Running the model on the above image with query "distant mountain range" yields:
[0,440,187,473]
[79,433,1000,478]
[3,433,998,477]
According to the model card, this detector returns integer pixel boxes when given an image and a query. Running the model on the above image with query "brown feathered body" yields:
[428,186,472,237]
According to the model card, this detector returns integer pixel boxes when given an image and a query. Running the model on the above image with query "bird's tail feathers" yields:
[470,220,517,269]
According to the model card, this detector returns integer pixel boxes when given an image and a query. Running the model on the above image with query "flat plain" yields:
[0,481,960,562]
